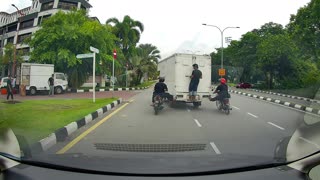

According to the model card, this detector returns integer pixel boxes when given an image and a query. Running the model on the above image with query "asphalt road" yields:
[47,87,320,161]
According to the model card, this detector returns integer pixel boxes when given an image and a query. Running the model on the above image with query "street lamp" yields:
[11,4,25,77]
[202,23,239,70]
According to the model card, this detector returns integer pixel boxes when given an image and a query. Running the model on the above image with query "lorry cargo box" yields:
[158,53,211,101]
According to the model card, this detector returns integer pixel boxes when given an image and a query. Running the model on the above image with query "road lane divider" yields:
[194,119,202,127]
[247,112,258,118]
[223,88,320,116]
[56,102,129,154]
[248,88,320,104]
[268,122,285,130]
[232,106,240,110]
[210,142,221,154]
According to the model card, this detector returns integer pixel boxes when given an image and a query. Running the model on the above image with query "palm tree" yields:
[106,15,144,62]
[130,44,161,85]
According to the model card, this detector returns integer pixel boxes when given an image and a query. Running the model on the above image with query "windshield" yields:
[1,0,320,175]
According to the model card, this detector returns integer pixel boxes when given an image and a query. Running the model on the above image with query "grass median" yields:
[0,98,117,144]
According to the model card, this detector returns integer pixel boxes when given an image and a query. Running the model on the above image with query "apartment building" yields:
[0,0,92,63]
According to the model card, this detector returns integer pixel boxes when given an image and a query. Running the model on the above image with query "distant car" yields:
[236,82,252,89]
[0,77,16,88]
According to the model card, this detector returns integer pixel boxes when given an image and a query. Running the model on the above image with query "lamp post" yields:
[202,24,239,70]
[11,4,25,77]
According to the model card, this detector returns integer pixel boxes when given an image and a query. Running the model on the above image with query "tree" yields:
[28,10,117,88]
[106,15,144,64]
[257,33,297,89]
[287,0,320,66]
[130,44,160,85]
[254,22,285,37]
[0,43,23,77]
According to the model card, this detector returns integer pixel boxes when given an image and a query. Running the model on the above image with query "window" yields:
[56,74,65,80]
[37,15,51,26]
[0,27,5,34]
[41,1,54,11]
[17,47,30,56]
[81,5,86,10]
[58,1,77,10]
[20,19,34,30]
[7,37,14,44]
[7,24,17,32]
[17,33,32,44]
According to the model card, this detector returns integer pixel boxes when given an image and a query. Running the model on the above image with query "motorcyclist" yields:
[151,77,173,106]
[210,78,229,102]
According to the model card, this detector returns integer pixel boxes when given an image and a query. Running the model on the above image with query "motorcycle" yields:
[216,98,231,115]
[153,94,164,115]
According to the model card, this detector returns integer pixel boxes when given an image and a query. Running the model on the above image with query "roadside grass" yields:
[228,83,237,87]
[0,98,116,144]
[269,86,319,99]
[136,80,156,88]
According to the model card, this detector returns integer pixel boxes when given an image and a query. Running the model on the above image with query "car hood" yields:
[19,152,283,175]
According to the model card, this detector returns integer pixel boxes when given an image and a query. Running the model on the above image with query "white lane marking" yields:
[247,112,258,118]
[194,119,202,127]
[232,106,240,110]
[268,122,285,130]
[299,137,320,149]
[210,142,221,154]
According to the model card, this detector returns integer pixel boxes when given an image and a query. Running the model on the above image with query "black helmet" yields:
[159,77,165,82]
[193,64,198,68]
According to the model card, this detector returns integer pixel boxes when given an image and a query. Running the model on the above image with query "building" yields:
[0,0,92,76]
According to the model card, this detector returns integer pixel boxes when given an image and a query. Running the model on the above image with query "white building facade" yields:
[0,0,92,75]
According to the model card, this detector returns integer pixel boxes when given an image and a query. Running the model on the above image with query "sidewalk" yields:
[0,91,139,102]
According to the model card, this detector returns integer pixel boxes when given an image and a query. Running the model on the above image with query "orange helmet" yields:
[220,78,226,84]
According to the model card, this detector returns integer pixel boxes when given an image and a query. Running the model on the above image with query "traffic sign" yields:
[219,68,226,76]
[90,46,99,53]
[76,53,93,59]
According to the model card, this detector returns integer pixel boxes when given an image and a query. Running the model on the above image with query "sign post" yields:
[90,46,99,103]
[218,68,226,77]
[76,46,99,103]
[112,49,117,97]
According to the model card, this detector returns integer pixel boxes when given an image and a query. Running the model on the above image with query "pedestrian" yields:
[188,64,202,101]
[6,76,14,101]
[48,74,54,96]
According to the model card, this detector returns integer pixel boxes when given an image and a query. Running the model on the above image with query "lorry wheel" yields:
[30,87,37,95]
[55,86,63,94]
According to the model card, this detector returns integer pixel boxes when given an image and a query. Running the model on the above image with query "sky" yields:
[0,0,311,58]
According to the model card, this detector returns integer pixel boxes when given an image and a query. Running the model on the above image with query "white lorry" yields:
[20,63,68,95]
[158,53,211,107]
